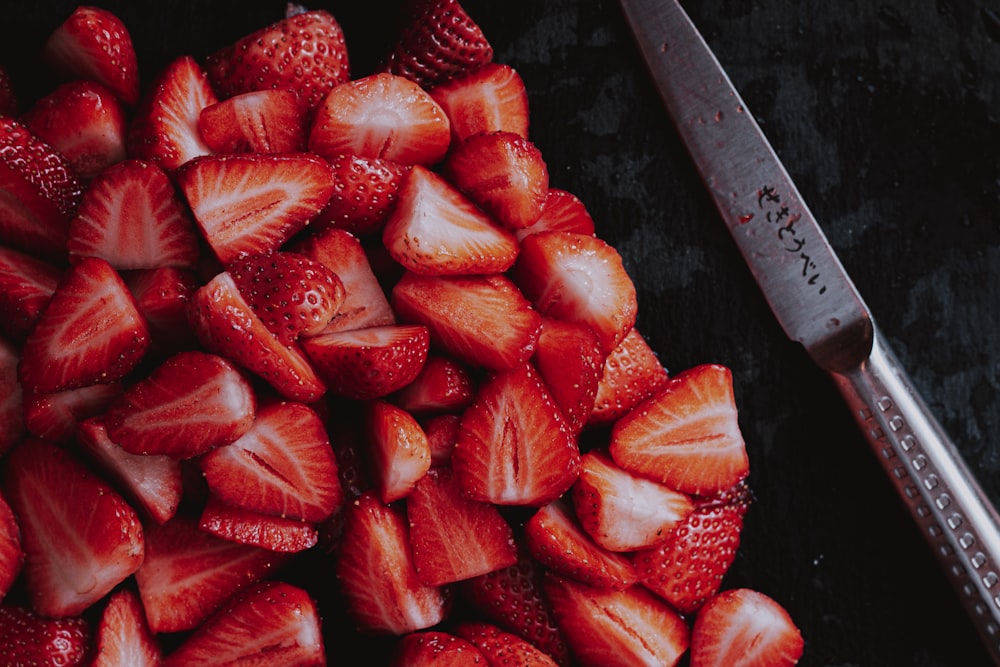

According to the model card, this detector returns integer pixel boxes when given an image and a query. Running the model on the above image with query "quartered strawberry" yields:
[443,130,549,230]
[453,362,580,506]
[364,399,432,503]
[430,62,530,143]
[68,158,201,270]
[610,363,749,496]
[0,244,60,342]
[2,439,144,618]
[0,604,90,667]
[515,188,597,241]
[313,154,409,237]
[124,266,200,352]
[0,339,25,456]
[204,8,351,109]
[176,152,335,265]
[335,491,447,634]
[532,317,604,434]
[383,0,494,90]
[395,354,475,415]
[198,495,319,553]
[454,621,559,667]
[42,5,139,106]
[23,382,122,445]
[382,165,519,275]
[92,588,161,667]
[689,588,804,667]
[588,326,670,427]
[308,72,451,166]
[198,89,309,154]
[18,256,149,395]
[391,630,486,666]
[0,490,23,600]
[543,574,690,667]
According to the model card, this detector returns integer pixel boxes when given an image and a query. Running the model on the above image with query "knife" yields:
[619,0,1000,660]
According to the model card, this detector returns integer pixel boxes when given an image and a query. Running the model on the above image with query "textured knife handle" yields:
[831,326,1000,663]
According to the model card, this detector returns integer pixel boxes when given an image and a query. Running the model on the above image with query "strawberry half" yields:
[430,62,530,143]
[394,354,475,415]
[0,490,22,600]
[313,154,409,237]
[92,588,161,667]
[516,188,597,241]
[588,326,670,426]
[198,89,309,154]
[198,496,319,553]
[0,244,60,342]
[0,604,90,667]
[532,317,604,434]
[23,382,122,445]
[391,630,486,666]
[689,588,804,667]
[365,399,433,503]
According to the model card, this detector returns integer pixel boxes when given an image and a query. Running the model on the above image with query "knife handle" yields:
[830,325,1000,662]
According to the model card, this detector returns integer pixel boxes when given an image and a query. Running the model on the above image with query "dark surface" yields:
[3,1,1000,665]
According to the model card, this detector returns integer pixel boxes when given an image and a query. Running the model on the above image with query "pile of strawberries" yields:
[0,2,805,665]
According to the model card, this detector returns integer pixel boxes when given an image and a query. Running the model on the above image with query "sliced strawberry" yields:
[443,130,549,230]
[23,382,122,445]
[689,588,804,667]
[382,165,519,275]
[542,574,690,667]
[422,412,462,465]
[588,326,670,426]
[102,350,256,459]
[0,244,60,342]
[124,266,200,352]
[395,354,475,415]
[453,363,580,506]
[383,0,494,89]
[313,154,409,237]
[610,363,749,496]
[0,339,25,456]
[199,400,342,523]
[134,515,289,634]
[513,230,637,354]
[0,604,90,667]
[515,188,597,241]
[176,153,335,265]
[198,89,309,154]
[0,491,23,600]
[2,439,144,617]
[198,495,319,553]
[532,317,604,434]
[430,62,530,143]
[308,72,451,166]
[68,158,201,269]
[21,80,128,180]
[391,272,541,371]
[41,5,139,105]
[92,588,161,667]
[204,8,350,109]
[391,630,486,666]
[453,622,559,667]
[364,399,432,503]
[335,491,447,634]
[18,256,149,394]
[127,55,217,171]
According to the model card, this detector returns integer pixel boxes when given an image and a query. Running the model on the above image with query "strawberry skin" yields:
[314,154,409,237]
[588,326,670,426]
[92,588,161,667]
[395,354,475,415]
[0,604,91,667]
[430,62,531,142]
[532,317,604,434]
[391,630,486,666]
[689,588,804,667]
[454,621,559,667]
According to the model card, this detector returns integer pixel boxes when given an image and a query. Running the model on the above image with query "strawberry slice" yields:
[23,382,122,445]
[41,5,139,105]
[0,339,25,456]
[204,8,351,109]
[308,72,451,166]
[314,154,409,237]
[198,495,319,553]
[532,317,604,434]
[92,588,161,667]
[334,491,447,634]
[542,574,690,667]
[198,89,309,154]
[2,439,144,617]
[515,188,597,241]
[454,622,559,667]
[430,62,530,143]
[365,399,432,503]
[0,604,90,667]
[610,363,750,496]
[453,363,580,506]
[395,354,475,415]
[102,350,256,459]
[689,588,804,667]
[18,256,149,394]
[0,244,60,342]
[383,165,519,275]
[68,158,201,270]
[588,326,670,426]
[391,630,486,666]
[199,400,343,523]
[0,491,22,600]
[176,153,336,265]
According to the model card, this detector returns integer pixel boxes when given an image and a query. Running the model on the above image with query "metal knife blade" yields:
[619,0,1000,660]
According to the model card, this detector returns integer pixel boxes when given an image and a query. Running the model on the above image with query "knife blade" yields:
[619,0,1000,660]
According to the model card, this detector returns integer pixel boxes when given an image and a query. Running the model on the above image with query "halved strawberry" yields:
[430,62,530,142]
[454,622,559,667]
[124,266,200,352]
[92,588,161,667]
[2,439,144,617]
[609,363,749,496]
[23,382,122,445]
[395,354,475,415]
[313,154,409,237]
[532,317,604,434]
[391,630,486,666]
[453,362,580,506]
[588,326,670,426]
[198,495,319,553]
[0,244,60,342]
[308,72,451,166]
[365,399,432,503]
[68,158,201,269]
[0,490,23,600]
[102,350,256,459]
[515,188,597,241]
[204,8,350,109]
[689,588,804,667]
[18,256,149,394]
[176,152,335,265]
[0,604,90,667]
[41,5,139,105]
[382,165,519,275]
[0,339,25,456]
[198,89,309,154]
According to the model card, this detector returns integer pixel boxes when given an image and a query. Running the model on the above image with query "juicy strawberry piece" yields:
[383,0,494,89]
[68,158,201,269]
[542,575,690,667]
[134,515,289,634]
[92,588,161,667]
[392,272,541,371]
[308,72,451,166]
[0,339,25,456]
[41,5,139,105]
[513,230,637,354]
[383,165,519,275]
[391,630,486,666]
[0,605,90,667]
[199,400,342,523]
[24,382,122,445]
[314,154,409,237]
[0,244,60,342]
[515,188,597,241]
[205,8,350,109]
[198,89,309,153]
[454,622,559,667]
[18,256,149,394]
[102,350,256,459]
[395,354,475,415]
[524,498,637,591]
[444,130,549,230]
[198,495,319,553]
[422,413,462,464]
[21,80,128,180]
[176,153,335,265]
[303,324,430,400]
[128,55,217,171]
[532,317,604,434]
[689,588,804,667]
[0,64,17,116]
[0,491,23,600]
[335,491,447,634]
[124,266,200,352]
[588,326,670,426]
[2,439,144,617]
[364,399,432,503]
[430,62,530,143]
[453,363,580,506]
[610,363,749,496]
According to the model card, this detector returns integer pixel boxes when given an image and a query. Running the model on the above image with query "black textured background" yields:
[3,1,1000,665]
